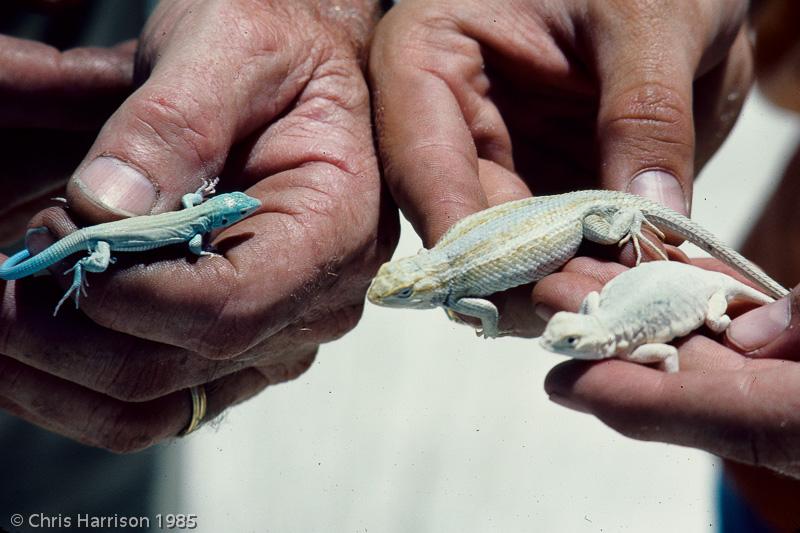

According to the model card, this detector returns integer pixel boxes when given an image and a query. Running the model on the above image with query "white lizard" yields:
[539,261,774,372]
[367,190,787,338]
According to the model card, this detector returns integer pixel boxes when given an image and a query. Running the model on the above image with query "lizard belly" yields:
[108,237,191,252]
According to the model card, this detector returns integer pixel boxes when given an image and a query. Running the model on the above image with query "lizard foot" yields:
[196,177,220,199]
[618,229,668,264]
[475,326,509,339]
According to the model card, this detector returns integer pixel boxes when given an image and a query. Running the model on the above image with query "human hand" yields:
[0,35,135,244]
[537,256,800,479]
[368,0,752,336]
[370,0,752,244]
[0,0,397,451]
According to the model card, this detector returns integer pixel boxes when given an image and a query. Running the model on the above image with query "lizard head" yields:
[208,192,262,228]
[367,251,447,309]
[540,312,615,359]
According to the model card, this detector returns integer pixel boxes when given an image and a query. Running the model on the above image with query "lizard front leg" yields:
[704,290,732,333]
[55,241,112,315]
[187,233,220,257]
[446,297,502,338]
[579,291,601,314]
[181,177,220,209]
[582,209,667,264]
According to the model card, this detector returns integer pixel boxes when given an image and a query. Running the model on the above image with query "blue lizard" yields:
[0,179,261,315]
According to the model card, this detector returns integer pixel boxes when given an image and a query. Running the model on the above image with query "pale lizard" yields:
[539,261,774,372]
[0,179,261,315]
[366,190,787,337]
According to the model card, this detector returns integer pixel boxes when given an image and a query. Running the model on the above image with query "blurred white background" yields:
[175,91,800,532]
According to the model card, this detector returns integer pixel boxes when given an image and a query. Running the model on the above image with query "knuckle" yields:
[294,304,365,344]
[126,90,224,167]
[603,81,692,146]
[191,313,260,360]
[99,360,170,403]
[92,405,158,454]
[259,350,317,385]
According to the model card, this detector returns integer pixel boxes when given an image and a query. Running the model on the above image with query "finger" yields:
[529,258,623,322]
[0,36,134,129]
[0,268,228,400]
[370,7,493,245]
[31,59,389,358]
[477,159,532,207]
[0,353,295,453]
[544,353,800,475]
[531,271,605,316]
[560,256,628,283]
[671,334,750,373]
[65,3,316,219]
[726,286,798,359]
[0,128,99,246]
[588,5,699,215]
[1,267,328,401]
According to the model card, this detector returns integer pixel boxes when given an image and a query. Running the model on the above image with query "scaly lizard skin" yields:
[367,190,787,337]
[539,261,774,372]
[0,179,261,315]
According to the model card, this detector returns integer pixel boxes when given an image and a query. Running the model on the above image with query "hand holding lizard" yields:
[537,257,800,480]
[0,0,397,451]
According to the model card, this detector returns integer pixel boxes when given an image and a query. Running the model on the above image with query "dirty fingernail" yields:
[534,303,556,322]
[628,170,688,215]
[74,157,156,215]
[727,297,791,353]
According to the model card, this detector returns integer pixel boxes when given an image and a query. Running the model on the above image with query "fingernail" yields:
[628,170,688,215]
[727,297,791,353]
[548,394,590,414]
[534,303,555,322]
[25,227,48,238]
[25,227,52,254]
[74,157,156,215]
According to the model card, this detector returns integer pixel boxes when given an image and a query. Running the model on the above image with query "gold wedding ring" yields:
[181,385,207,436]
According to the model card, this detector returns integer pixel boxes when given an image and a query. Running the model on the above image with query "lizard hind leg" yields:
[54,241,112,316]
[624,343,680,373]
[705,291,731,333]
[618,212,668,264]
[54,262,86,316]
[583,209,668,265]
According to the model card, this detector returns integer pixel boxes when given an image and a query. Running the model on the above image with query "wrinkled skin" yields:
[369,0,752,335]
[0,0,398,452]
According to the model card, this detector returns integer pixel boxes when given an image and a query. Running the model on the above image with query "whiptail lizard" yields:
[367,190,787,337]
[0,179,261,315]
[539,261,774,372]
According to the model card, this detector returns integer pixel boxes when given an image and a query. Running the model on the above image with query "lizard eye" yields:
[395,287,413,298]
[566,336,578,345]
[221,218,229,225]
[240,209,248,215]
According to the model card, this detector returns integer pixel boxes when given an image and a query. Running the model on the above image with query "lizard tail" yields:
[726,280,776,305]
[643,206,789,300]
[0,249,32,280]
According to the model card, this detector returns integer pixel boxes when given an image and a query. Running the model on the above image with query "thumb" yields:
[65,77,232,219]
[65,6,303,219]
[726,287,798,359]
[592,15,695,215]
